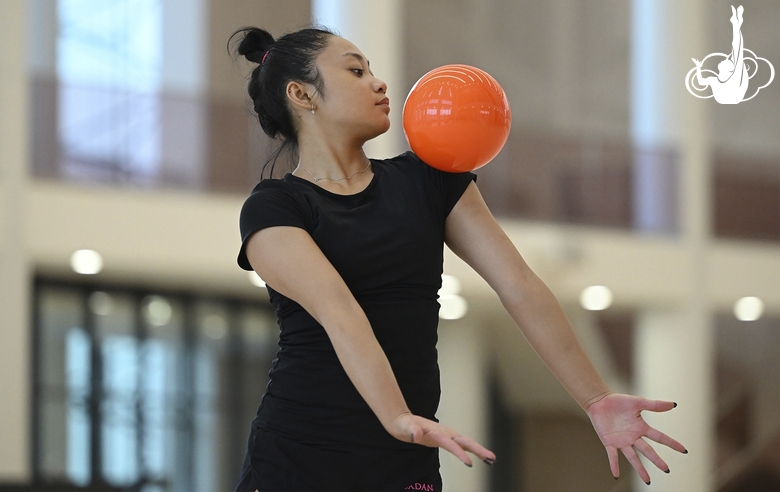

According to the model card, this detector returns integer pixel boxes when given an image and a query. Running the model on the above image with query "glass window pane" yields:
[66,327,92,486]
[94,293,139,486]
[56,0,163,183]
[38,286,91,483]
[192,301,230,492]
[140,295,187,489]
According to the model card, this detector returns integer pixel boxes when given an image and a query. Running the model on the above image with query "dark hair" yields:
[229,26,335,178]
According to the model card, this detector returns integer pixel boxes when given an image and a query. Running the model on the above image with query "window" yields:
[33,280,276,491]
[57,0,163,183]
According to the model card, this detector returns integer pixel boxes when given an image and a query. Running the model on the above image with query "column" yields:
[437,319,489,492]
[631,0,713,491]
[634,310,714,492]
[0,0,32,482]
[312,0,405,159]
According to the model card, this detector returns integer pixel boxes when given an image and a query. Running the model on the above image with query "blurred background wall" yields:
[1,0,780,491]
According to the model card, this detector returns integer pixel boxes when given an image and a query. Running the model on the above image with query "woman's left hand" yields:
[585,393,688,484]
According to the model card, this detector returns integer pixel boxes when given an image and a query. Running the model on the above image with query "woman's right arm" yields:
[244,226,494,466]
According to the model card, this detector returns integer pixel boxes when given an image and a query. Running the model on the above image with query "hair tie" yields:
[261,49,270,65]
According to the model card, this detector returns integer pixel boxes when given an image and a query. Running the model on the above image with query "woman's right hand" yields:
[391,413,496,467]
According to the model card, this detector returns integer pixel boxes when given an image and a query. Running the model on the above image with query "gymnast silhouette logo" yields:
[685,5,774,104]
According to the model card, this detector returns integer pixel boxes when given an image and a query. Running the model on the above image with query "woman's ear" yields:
[286,81,314,113]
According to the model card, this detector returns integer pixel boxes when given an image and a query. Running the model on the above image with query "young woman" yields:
[232,26,687,491]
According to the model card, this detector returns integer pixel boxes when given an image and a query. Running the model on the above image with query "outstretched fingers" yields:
[645,427,688,454]
[639,399,688,453]
[634,438,669,473]
[404,416,496,468]
[588,394,688,483]
[429,431,473,466]
[453,435,496,464]
[622,446,651,485]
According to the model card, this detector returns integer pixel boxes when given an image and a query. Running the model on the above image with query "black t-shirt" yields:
[237,151,476,450]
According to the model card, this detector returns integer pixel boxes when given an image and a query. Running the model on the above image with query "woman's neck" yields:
[295,138,371,182]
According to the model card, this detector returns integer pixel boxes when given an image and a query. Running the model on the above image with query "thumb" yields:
[642,399,677,413]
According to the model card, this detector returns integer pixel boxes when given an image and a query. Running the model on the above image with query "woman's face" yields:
[310,36,391,141]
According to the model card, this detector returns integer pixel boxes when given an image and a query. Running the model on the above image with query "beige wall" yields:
[0,0,31,481]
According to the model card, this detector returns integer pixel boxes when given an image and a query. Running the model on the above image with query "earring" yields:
[310,104,315,114]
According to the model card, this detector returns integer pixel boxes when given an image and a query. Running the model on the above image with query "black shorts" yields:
[235,422,442,492]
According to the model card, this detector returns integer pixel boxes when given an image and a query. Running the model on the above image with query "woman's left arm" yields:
[444,182,687,482]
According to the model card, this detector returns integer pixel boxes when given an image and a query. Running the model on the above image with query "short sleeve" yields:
[237,180,310,271]
[407,151,477,216]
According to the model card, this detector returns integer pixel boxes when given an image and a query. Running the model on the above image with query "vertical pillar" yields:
[312,0,405,159]
[634,310,714,492]
[437,319,489,492]
[631,0,713,490]
[0,0,32,482]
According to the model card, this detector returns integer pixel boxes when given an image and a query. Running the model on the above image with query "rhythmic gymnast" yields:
[231,26,687,491]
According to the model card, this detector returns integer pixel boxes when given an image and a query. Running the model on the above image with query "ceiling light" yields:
[579,285,613,311]
[734,296,763,321]
[143,295,172,327]
[70,249,103,275]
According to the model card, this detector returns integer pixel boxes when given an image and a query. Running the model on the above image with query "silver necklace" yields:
[297,160,372,183]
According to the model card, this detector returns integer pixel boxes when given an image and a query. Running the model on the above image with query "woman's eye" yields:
[352,68,364,76]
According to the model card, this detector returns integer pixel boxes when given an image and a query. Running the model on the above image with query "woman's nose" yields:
[374,78,387,93]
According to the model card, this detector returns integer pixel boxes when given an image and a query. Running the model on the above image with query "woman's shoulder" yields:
[246,175,312,201]
[374,151,429,176]
[376,151,473,180]
[240,176,314,216]
[249,175,296,194]
[378,150,422,166]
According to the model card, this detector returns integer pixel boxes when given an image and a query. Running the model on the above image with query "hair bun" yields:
[236,27,275,64]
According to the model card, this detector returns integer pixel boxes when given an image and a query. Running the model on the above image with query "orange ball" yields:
[402,64,511,173]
